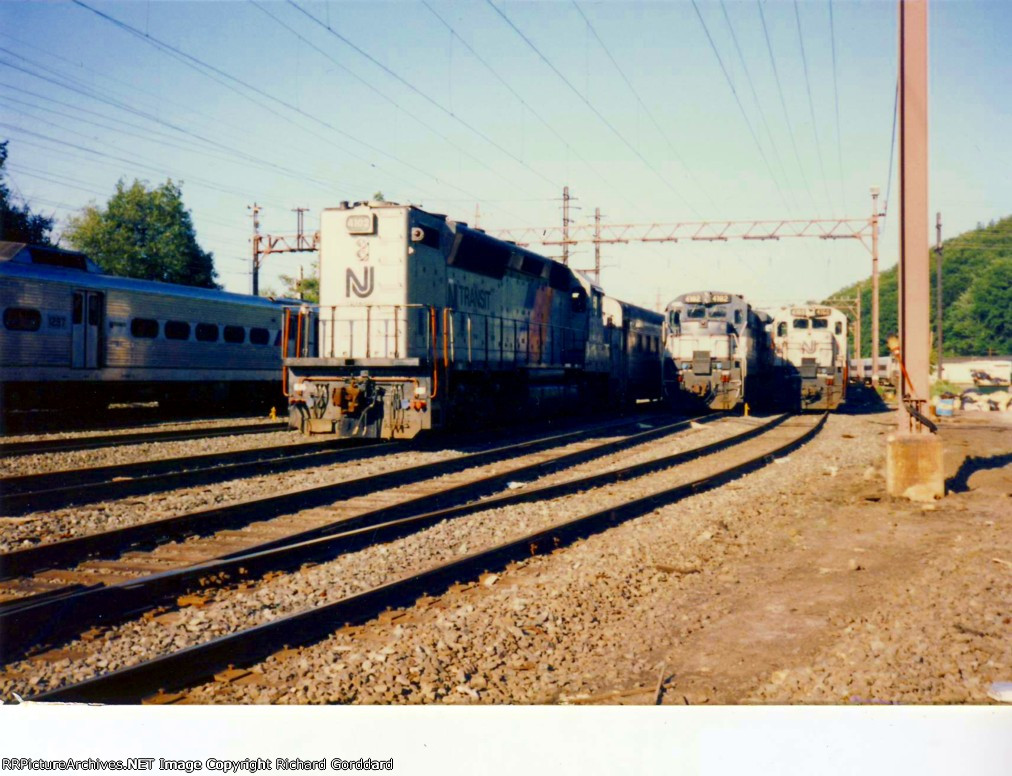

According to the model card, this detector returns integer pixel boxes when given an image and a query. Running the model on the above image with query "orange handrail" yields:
[281,308,292,397]
[429,306,439,400]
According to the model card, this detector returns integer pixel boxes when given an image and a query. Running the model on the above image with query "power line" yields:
[0,124,292,209]
[286,0,558,192]
[756,0,817,213]
[716,0,797,214]
[421,0,645,217]
[570,0,718,215]
[487,0,701,216]
[689,0,792,214]
[68,0,477,203]
[827,0,846,212]
[248,1,529,221]
[0,48,320,188]
[0,89,351,193]
[882,78,899,222]
[792,0,833,214]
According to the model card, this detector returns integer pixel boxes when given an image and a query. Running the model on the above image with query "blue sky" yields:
[1,0,1009,309]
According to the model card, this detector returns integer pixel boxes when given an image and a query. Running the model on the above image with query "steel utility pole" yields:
[870,187,881,385]
[855,285,863,380]
[248,204,320,297]
[562,186,571,266]
[249,202,262,296]
[593,207,602,284]
[886,0,940,500]
[935,211,943,380]
[897,0,930,432]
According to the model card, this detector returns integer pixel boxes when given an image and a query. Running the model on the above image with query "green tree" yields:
[66,178,219,288]
[828,215,1012,357]
[0,141,55,245]
[277,260,320,303]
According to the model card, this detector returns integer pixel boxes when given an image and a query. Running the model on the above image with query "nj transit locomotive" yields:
[283,202,663,438]
[0,241,287,415]
[770,305,848,410]
[662,291,772,411]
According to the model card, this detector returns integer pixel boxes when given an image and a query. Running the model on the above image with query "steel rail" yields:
[0,423,288,458]
[0,413,767,660]
[0,438,384,516]
[27,413,826,703]
[0,415,710,582]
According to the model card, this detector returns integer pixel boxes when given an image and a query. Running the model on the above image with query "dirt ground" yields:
[640,409,1012,705]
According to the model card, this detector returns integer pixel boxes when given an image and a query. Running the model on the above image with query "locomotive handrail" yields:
[281,303,589,373]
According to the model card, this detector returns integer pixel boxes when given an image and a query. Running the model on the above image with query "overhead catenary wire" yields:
[0,90,358,194]
[882,78,899,223]
[421,0,648,220]
[689,0,792,215]
[827,0,846,213]
[755,0,818,213]
[68,0,487,204]
[247,1,531,224]
[792,0,834,215]
[0,49,337,191]
[716,0,798,214]
[0,124,293,210]
[486,0,701,217]
[570,0,719,215]
[285,0,559,194]
[0,29,406,194]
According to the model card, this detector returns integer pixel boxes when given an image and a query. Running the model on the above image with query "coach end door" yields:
[71,290,104,369]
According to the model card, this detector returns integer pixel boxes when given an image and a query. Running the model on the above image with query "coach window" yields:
[224,325,245,344]
[4,307,42,331]
[130,318,159,338]
[793,319,809,330]
[195,323,219,342]
[250,327,270,345]
[165,320,191,340]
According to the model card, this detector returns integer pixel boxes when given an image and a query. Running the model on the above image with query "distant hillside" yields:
[827,215,1012,357]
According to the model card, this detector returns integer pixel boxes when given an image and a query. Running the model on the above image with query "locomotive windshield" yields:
[708,307,727,319]
[686,307,706,319]
[812,318,829,329]
[793,319,809,329]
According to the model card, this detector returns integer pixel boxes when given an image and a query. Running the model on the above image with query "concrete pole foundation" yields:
[886,433,944,500]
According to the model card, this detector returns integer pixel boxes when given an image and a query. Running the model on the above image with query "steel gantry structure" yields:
[249,204,319,297]
[493,189,887,382]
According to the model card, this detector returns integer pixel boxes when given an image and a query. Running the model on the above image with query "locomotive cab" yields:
[771,306,848,411]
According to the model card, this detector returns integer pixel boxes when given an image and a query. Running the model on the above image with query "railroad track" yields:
[0,436,384,516]
[0,422,288,458]
[0,413,704,596]
[17,413,826,702]
[0,413,716,661]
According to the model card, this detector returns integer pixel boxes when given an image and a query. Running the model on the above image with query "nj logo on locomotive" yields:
[346,267,374,298]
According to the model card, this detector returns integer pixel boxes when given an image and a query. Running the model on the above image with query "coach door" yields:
[71,290,104,369]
